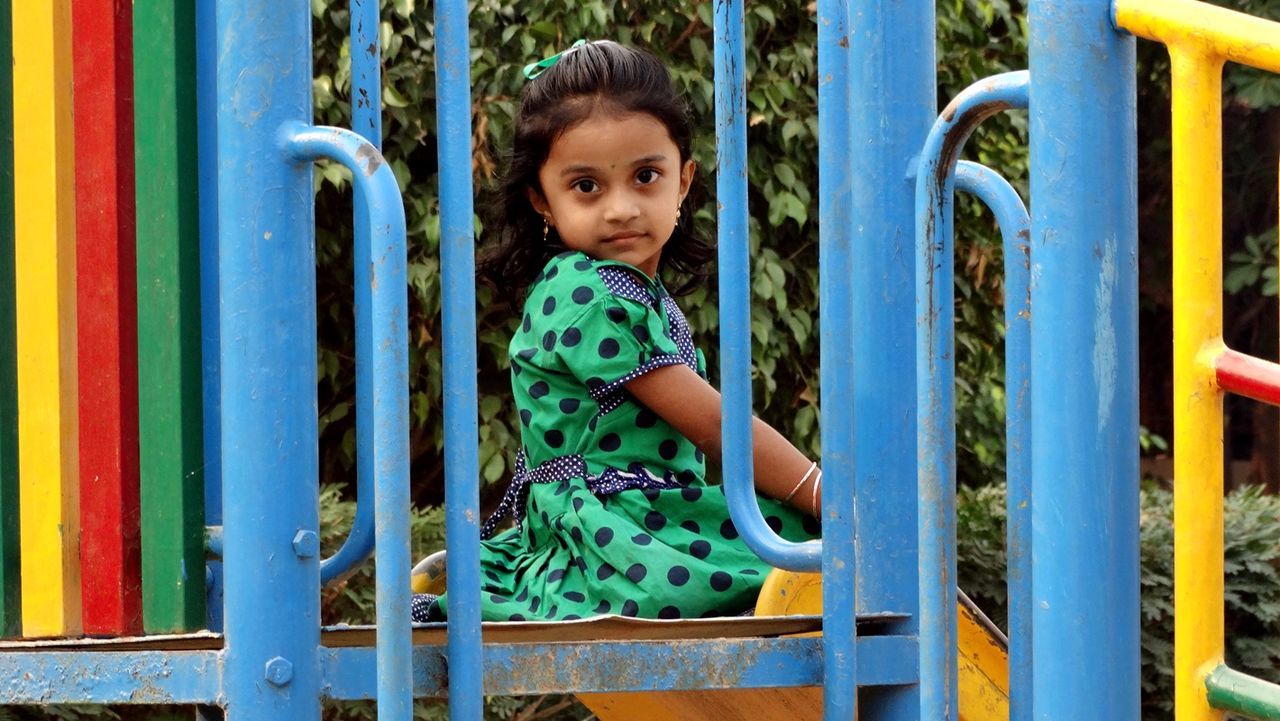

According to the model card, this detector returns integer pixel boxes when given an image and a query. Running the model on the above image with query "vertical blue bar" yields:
[434,0,483,718]
[350,0,381,149]
[915,123,959,721]
[848,0,933,718]
[1028,2,1139,719]
[215,0,320,719]
[816,0,858,717]
[195,0,222,634]
[348,3,409,718]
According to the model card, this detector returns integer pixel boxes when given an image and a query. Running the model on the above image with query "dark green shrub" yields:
[958,482,1280,719]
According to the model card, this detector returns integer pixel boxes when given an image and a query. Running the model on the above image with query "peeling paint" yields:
[1093,234,1118,431]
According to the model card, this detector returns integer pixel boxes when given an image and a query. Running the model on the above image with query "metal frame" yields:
[915,72,1031,721]
[0,0,1206,717]
[1029,1,1140,719]
[1114,1,1280,718]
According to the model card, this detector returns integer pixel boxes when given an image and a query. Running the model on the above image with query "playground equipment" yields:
[2,0,1280,720]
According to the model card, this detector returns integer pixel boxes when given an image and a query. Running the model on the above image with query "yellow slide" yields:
[577,570,1010,721]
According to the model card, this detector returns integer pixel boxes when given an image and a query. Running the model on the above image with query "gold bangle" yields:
[783,461,818,503]
[809,471,822,517]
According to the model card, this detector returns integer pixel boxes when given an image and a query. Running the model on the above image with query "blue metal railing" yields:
[433,0,485,718]
[713,0,823,574]
[1029,2,1140,717]
[321,0,386,586]
[284,123,411,721]
[954,159,1032,721]
[815,0,860,718]
[715,1,864,717]
[914,70,1029,721]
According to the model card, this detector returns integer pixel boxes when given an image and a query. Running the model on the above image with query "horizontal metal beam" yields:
[1215,348,1280,406]
[1206,664,1280,720]
[321,635,918,699]
[0,650,221,704]
[0,634,917,705]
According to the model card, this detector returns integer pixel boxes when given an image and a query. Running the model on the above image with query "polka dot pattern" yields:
[451,251,820,624]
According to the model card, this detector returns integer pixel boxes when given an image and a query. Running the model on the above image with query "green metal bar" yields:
[133,0,205,632]
[0,0,19,639]
[1206,665,1280,720]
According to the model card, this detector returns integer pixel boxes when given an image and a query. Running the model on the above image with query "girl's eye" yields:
[636,168,660,185]
[572,179,598,193]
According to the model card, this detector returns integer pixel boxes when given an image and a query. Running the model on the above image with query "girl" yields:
[412,40,821,623]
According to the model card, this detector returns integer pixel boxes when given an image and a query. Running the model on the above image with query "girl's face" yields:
[529,110,695,278]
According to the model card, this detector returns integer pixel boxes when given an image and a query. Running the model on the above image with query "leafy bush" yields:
[958,482,1280,719]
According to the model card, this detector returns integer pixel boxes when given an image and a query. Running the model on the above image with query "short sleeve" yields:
[554,297,683,398]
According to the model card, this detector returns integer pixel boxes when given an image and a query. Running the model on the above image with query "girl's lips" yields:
[603,232,644,242]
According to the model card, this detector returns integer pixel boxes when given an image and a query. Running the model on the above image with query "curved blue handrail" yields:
[914,70,1029,721]
[713,0,822,576]
[283,122,411,721]
[318,0,386,587]
[955,159,1032,721]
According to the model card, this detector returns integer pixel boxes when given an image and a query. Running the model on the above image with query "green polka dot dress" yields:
[429,251,820,622]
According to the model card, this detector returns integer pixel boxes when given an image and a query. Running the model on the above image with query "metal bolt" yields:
[264,656,293,687]
[292,529,319,559]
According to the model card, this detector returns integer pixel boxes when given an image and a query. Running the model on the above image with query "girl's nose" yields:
[602,192,641,223]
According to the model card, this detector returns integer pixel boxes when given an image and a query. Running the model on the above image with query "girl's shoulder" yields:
[525,251,665,315]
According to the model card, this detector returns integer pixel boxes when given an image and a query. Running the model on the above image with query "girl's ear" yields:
[526,186,552,221]
[678,160,696,205]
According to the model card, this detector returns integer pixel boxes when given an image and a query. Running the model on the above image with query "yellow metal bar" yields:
[1114,2,1280,718]
[1115,0,1280,73]
[13,0,80,637]
[1170,45,1225,721]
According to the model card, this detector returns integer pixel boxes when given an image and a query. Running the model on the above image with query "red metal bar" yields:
[1215,348,1280,406]
[73,0,142,636]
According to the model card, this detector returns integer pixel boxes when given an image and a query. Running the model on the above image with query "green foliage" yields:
[1226,227,1279,297]
[318,484,446,625]
[308,0,1037,497]
[958,482,1280,719]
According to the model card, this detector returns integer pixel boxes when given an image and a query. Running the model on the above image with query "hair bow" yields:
[523,39,587,80]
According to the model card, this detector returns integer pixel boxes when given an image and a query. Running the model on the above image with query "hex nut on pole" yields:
[264,656,293,687]
[292,529,319,559]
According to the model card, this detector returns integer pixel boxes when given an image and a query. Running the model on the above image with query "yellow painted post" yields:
[1113,1,1280,716]
[12,0,80,637]
[1169,46,1225,721]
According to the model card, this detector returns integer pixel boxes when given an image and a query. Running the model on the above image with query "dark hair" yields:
[477,41,713,308]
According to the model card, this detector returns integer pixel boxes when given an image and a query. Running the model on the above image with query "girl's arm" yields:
[624,363,821,515]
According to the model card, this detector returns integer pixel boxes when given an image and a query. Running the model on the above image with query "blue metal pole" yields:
[433,0,484,718]
[713,0,821,573]
[195,0,223,634]
[318,0,383,587]
[815,0,857,717]
[848,1,933,718]
[215,1,320,718]
[285,123,411,721]
[954,160,1031,721]
[915,71,1028,721]
[1028,2,1140,718]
